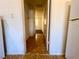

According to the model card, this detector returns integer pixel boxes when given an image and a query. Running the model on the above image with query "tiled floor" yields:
[26,32,48,54]
[4,31,66,59]
[4,55,65,59]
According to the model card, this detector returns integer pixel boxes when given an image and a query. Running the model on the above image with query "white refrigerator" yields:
[66,0,79,59]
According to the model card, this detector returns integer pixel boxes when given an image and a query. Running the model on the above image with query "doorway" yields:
[23,0,50,54]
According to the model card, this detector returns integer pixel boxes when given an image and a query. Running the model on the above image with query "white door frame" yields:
[20,0,26,53]
[46,0,51,52]
[0,17,5,58]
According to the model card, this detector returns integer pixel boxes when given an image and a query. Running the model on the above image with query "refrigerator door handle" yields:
[70,18,79,21]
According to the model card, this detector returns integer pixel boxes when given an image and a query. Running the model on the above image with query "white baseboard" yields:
[49,53,65,55]
[7,52,26,55]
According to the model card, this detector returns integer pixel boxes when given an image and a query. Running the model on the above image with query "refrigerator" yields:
[66,0,79,59]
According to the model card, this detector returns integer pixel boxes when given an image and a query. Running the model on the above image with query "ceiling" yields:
[24,0,47,7]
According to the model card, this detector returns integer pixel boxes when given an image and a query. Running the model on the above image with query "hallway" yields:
[26,30,48,54]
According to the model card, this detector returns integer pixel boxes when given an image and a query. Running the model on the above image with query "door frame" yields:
[46,0,51,52]
[0,17,5,58]
[21,0,51,53]
[20,0,26,53]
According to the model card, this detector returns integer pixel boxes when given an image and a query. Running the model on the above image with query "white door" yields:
[0,18,5,59]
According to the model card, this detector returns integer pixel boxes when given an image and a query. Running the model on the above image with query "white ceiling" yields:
[24,0,47,7]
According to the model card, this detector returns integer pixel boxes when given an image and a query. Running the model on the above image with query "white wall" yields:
[35,8,44,31]
[0,0,26,55]
[29,9,35,36]
[49,0,67,55]
[0,18,5,59]
[24,3,30,39]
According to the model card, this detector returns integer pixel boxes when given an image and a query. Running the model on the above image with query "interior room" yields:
[0,0,79,59]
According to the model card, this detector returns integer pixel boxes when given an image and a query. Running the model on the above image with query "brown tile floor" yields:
[26,32,48,54]
[4,31,66,59]
[4,55,66,59]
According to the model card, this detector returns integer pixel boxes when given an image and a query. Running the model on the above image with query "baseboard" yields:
[7,52,26,56]
[49,53,65,55]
